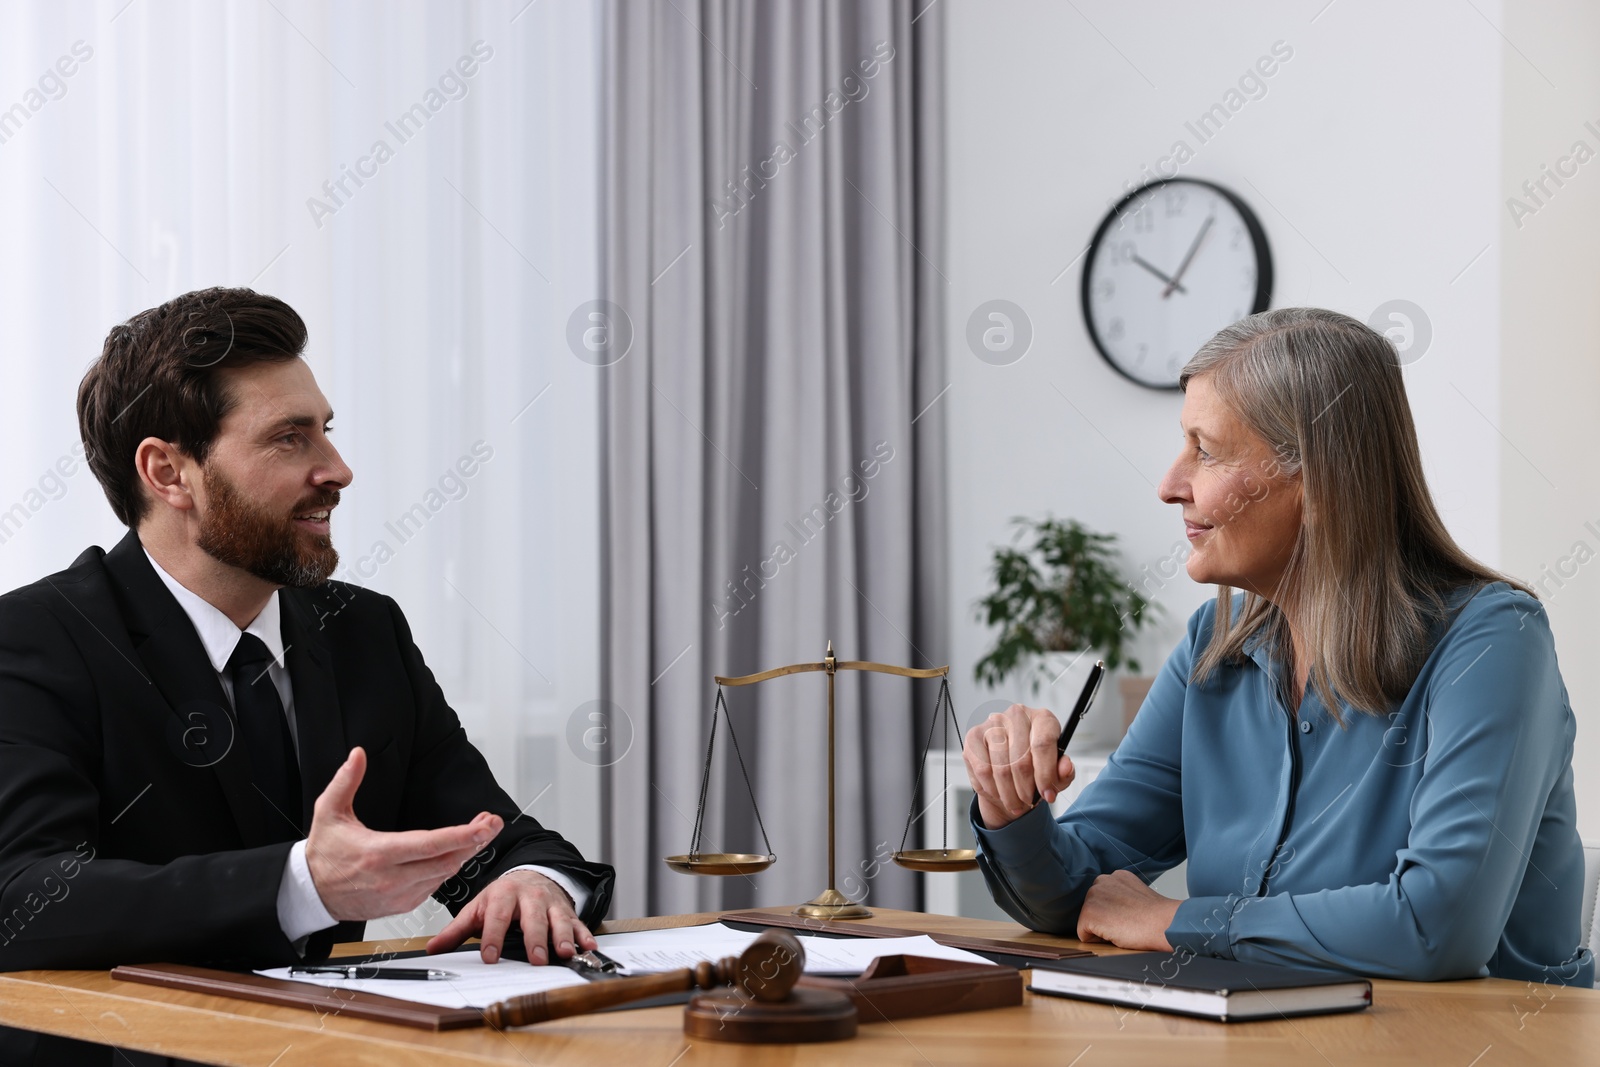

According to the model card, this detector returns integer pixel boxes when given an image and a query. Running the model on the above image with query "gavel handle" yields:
[485,966,707,1028]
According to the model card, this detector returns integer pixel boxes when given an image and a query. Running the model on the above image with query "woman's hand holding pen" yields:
[963,704,1076,831]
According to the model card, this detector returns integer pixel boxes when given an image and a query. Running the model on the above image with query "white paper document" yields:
[593,922,995,975]
[255,949,589,1010]
[256,924,996,1009]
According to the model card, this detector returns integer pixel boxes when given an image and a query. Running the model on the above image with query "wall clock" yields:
[1080,178,1273,390]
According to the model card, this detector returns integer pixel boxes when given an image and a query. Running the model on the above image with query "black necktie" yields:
[227,633,303,841]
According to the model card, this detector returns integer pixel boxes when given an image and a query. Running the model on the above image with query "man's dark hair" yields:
[78,287,308,527]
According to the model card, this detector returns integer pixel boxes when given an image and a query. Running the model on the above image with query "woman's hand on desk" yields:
[1077,870,1181,951]
[963,703,1075,831]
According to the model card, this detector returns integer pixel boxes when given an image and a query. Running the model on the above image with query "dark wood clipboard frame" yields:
[110,961,485,1030]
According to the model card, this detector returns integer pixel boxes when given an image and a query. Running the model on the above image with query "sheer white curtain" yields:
[0,0,606,929]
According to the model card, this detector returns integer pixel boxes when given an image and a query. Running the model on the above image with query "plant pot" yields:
[1119,675,1157,735]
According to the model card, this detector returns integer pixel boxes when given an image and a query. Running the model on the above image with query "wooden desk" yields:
[1,908,1595,1065]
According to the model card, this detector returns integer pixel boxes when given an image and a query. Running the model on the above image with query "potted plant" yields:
[974,517,1155,694]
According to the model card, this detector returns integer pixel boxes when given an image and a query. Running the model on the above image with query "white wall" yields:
[945,0,1600,833]
[1499,2,1600,838]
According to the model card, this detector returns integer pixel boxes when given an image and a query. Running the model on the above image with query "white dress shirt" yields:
[144,551,586,946]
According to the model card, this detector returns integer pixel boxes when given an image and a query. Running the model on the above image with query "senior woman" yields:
[966,307,1594,986]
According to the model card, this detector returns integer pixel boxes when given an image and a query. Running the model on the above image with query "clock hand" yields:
[1130,254,1189,295]
[1162,215,1214,299]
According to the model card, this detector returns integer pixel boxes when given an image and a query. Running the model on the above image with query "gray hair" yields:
[1180,308,1529,718]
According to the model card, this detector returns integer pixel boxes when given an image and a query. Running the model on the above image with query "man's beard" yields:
[195,465,340,588]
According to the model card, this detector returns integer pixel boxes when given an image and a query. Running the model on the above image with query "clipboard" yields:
[110,948,625,1032]
[110,961,486,1030]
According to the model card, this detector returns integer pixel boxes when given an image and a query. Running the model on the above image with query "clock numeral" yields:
[1080,180,1269,389]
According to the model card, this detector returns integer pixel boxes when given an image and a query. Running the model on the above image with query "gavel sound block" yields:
[485,930,857,1044]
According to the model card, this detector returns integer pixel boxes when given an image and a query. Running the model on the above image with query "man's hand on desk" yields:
[305,747,505,921]
[424,870,598,965]
[1076,869,1181,952]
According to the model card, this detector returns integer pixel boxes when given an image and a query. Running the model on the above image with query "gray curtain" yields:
[599,0,947,919]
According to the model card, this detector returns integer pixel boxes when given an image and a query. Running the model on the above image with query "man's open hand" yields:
[305,747,503,921]
[425,870,598,964]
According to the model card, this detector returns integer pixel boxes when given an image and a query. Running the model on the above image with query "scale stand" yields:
[664,641,976,921]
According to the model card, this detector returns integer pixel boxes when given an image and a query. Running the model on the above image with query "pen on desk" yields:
[571,948,623,975]
[287,966,460,981]
[1035,660,1105,804]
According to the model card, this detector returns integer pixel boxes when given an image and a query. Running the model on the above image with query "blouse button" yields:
[1300,720,1313,734]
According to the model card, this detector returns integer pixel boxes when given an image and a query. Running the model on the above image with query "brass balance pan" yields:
[890,848,979,873]
[664,853,775,876]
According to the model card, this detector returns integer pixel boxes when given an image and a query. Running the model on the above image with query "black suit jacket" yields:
[0,530,614,974]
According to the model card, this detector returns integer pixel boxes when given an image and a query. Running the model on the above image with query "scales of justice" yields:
[664,641,976,920]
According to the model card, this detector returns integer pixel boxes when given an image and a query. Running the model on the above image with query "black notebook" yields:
[1028,952,1372,1022]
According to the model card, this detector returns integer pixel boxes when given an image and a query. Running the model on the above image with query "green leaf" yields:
[973,516,1161,687]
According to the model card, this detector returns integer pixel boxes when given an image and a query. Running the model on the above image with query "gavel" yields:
[484,929,805,1029]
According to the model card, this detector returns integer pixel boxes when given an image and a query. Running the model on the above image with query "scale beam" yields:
[714,661,949,686]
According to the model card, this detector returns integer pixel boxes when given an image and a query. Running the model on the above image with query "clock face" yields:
[1081,178,1272,390]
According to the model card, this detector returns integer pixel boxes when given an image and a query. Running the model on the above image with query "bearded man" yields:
[0,288,613,1067]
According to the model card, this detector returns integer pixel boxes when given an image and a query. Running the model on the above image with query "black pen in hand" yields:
[1035,660,1105,806]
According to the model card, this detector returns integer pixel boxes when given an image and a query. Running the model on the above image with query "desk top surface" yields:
[2,908,1594,1066]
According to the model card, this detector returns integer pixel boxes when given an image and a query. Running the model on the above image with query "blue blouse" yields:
[973,582,1595,985]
